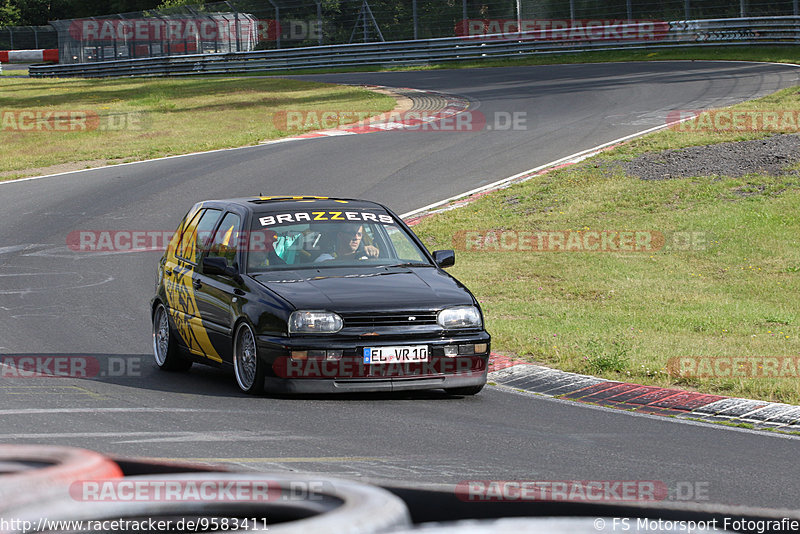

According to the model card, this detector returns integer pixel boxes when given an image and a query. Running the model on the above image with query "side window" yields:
[386,225,427,262]
[177,209,222,264]
[362,225,376,247]
[207,212,242,267]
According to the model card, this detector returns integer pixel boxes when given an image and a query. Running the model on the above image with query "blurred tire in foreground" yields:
[0,444,123,513]
[5,472,411,534]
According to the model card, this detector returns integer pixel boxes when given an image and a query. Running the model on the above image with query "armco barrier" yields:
[0,445,123,513]
[0,49,58,63]
[29,16,800,78]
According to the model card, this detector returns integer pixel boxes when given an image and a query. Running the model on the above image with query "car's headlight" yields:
[437,306,482,329]
[288,311,344,334]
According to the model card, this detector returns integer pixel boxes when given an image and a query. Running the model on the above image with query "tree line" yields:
[0,0,186,26]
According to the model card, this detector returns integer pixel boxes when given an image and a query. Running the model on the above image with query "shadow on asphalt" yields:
[0,352,480,402]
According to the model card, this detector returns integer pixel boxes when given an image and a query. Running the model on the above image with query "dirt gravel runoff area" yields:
[622,134,800,180]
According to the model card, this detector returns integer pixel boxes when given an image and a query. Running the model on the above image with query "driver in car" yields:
[316,224,379,262]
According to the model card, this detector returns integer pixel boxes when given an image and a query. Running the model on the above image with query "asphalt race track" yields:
[1,61,798,509]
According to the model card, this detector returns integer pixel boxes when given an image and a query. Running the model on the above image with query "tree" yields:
[1,0,173,26]
[0,0,21,26]
[157,0,204,7]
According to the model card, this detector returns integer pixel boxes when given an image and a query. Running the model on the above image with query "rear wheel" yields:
[233,322,265,394]
[152,303,192,372]
[444,384,484,396]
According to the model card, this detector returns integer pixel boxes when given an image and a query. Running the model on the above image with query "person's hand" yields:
[363,245,380,258]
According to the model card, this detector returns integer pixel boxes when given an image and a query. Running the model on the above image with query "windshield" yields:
[246,210,431,272]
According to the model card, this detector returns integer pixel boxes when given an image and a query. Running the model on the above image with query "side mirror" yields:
[432,249,455,268]
[202,256,242,282]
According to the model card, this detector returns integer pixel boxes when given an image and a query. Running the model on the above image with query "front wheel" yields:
[444,384,484,396]
[152,303,192,372]
[233,322,265,394]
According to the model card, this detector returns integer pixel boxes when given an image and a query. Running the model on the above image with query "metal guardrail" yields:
[29,16,800,78]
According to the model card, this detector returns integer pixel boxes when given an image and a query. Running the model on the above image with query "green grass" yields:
[708,420,756,430]
[0,77,395,178]
[413,85,800,404]
[612,85,800,153]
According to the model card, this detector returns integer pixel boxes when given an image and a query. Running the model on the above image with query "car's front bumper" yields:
[256,332,490,394]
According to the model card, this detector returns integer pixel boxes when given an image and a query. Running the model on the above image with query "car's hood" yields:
[251,266,475,312]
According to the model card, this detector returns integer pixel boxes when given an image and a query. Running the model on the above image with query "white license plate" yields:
[363,345,429,364]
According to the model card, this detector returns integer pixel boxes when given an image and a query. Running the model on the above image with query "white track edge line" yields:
[0,143,270,186]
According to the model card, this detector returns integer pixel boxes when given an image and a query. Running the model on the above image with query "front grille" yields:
[342,312,438,328]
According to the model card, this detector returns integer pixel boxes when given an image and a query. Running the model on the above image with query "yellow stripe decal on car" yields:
[163,208,222,363]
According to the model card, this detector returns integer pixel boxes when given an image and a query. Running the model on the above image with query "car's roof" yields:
[203,196,389,213]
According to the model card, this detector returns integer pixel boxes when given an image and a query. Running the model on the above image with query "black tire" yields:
[233,322,265,394]
[152,303,192,372]
[444,384,484,396]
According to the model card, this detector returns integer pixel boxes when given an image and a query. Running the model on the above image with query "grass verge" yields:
[413,85,800,404]
[0,77,395,179]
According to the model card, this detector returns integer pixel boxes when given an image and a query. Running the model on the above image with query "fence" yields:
[51,13,261,64]
[0,26,57,50]
[42,0,800,65]
[29,16,800,78]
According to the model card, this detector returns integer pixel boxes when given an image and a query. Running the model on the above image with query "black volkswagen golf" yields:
[151,196,490,395]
